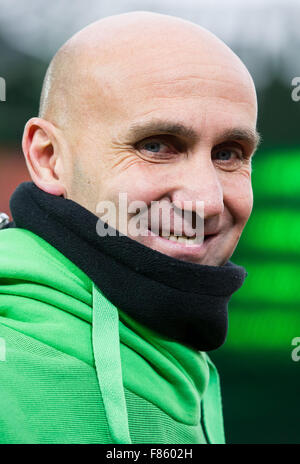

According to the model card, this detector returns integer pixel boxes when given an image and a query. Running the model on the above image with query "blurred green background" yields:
[0,0,299,444]
[211,145,300,443]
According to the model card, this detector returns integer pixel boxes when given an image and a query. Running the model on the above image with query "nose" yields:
[171,156,224,221]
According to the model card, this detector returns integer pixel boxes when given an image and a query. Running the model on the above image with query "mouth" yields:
[141,228,220,263]
[134,226,221,263]
[158,232,202,246]
[144,227,219,252]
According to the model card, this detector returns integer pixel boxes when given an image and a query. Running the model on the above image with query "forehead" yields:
[82,35,257,134]
[111,61,251,109]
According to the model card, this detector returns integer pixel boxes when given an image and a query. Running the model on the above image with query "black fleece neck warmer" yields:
[9,181,247,351]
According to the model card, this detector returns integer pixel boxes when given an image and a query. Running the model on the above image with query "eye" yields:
[143,141,169,153]
[214,149,235,160]
[212,148,240,161]
[136,137,180,160]
[212,147,244,170]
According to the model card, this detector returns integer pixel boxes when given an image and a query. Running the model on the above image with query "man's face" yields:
[61,31,258,266]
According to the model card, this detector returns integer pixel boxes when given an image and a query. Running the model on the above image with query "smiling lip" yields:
[144,229,219,258]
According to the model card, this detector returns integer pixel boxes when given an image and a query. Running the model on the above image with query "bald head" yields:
[39,10,256,128]
[25,10,259,265]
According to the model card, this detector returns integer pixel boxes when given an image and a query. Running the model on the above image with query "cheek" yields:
[223,174,253,226]
[108,165,172,206]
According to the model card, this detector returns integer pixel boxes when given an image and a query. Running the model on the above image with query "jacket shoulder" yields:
[0,227,91,292]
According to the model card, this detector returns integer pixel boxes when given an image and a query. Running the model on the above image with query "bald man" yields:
[0,11,259,444]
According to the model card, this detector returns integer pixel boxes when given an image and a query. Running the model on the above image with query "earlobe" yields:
[22,117,66,196]
[36,182,66,196]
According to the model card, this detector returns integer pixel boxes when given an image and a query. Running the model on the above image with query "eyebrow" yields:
[125,119,261,151]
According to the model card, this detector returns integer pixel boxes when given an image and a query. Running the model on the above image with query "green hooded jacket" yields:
[0,227,225,444]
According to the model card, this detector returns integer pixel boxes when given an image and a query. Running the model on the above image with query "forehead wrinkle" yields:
[107,56,253,91]
[109,62,256,115]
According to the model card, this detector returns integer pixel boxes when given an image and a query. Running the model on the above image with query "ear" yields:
[22,117,66,196]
